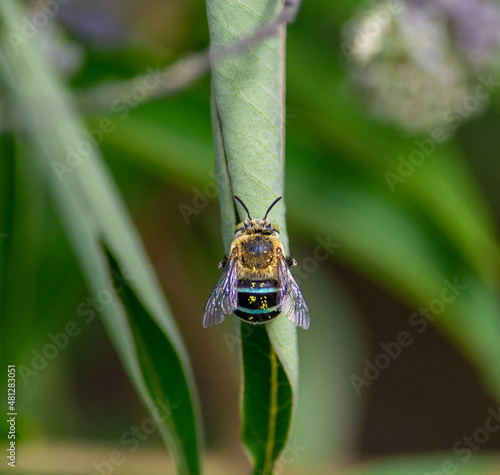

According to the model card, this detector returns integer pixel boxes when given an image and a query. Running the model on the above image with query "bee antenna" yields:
[263,196,282,220]
[234,196,251,219]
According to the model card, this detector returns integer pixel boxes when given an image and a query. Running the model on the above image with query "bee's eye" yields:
[235,222,245,232]
[271,222,280,233]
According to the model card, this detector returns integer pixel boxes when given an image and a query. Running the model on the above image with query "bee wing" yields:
[277,256,310,329]
[202,253,239,327]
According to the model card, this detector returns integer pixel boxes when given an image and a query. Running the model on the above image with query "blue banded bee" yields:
[203,196,310,329]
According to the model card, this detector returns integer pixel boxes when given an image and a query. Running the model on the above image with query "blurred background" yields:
[2,0,500,473]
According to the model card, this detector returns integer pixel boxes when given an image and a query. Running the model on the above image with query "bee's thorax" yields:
[231,232,282,280]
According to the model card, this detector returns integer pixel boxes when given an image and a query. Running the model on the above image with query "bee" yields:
[203,196,310,329]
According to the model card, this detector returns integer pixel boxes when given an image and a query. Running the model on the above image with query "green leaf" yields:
[101,247,201,470]
[206,0,298,472]
[0,2,201,473]
[239,324,293,474]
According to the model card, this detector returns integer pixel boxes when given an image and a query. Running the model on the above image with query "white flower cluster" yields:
[341,0,500,134]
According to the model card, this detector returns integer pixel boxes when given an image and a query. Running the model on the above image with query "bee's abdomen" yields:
[234,280,281,323]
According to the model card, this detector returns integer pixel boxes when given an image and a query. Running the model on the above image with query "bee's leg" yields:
[286,256,297,268]
[218,258,228,270]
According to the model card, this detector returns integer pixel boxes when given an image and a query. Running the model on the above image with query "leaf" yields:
[102,247,201,470]
[0,2,201,473]
[239,324,294,474]
[206,0,298,472]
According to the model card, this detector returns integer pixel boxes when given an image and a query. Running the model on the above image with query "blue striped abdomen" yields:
[234,280,281,324]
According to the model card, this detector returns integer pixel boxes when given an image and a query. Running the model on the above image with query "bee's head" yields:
[234,196,281,237]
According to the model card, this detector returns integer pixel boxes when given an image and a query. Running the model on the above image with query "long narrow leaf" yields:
[206,0,299,472]
[0,2,201,473]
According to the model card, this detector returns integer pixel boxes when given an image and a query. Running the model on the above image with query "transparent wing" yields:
[277,256,310,329]
[202,253,239,327]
